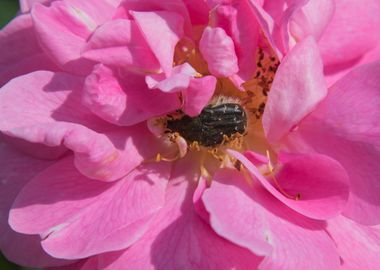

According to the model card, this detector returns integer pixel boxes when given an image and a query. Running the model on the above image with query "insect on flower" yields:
[166,99,248,148]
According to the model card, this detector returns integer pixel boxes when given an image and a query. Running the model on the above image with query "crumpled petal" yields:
[0,143,72,268]
[199,26,239,78]
[80,155,262,269]
[130,10,184,75]
[0,71,159,181]
[82,19,160,72]
[83,64,180,126]
[210,1,260,82]
[203,168,340,270]
[229,150,349,220]
[283,61,380,225]
[145,63,197,93]
[145,63,216,116]
[263,36,327,144]
[9,156,170,259]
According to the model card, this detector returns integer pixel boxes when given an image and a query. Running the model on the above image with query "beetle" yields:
[166,103,247,147]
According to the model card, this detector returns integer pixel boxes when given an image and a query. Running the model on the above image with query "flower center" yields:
[149,40,280,178]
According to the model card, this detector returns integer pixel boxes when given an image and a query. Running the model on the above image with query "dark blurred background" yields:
[0,0,19,28]
[1,2,40,270]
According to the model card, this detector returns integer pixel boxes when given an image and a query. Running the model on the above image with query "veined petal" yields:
[9,157,170,259]
[0,143,72,268]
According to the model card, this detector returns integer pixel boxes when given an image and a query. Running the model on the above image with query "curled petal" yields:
[84,65,181,126]
[145,63,196,93]
[5,122,154,182]
[199,26,239,77]
[228,150,350,220]
[130,10,184,75]
[182,75,216,116]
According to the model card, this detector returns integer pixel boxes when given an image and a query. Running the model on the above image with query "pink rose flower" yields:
[1,0,380,269]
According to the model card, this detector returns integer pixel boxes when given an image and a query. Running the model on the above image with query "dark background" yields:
[1,1,39,269]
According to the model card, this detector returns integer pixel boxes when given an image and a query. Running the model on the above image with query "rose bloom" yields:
[1,0,380,269]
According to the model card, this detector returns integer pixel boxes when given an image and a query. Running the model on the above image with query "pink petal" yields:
[203,168,340,269]
[83,64,181,126]
[182,75,217,116]
[199,26,239,78]
[0,70,107,159]
[263,36,327,144]
[5,122,156,182]
[0,71,105,131]
[211,1,260,81]
[229,150,349,220]
[83,156,262,269]
[145,63,196,93]
[182,0,210,25]
[0,14,58,86]
[327,216,380,269]
[318,0,380,68]
[0,143,72,268]
[289,0,335,41]
[31,0,117,74]
[20,0,51,13]
[9,156,170,259]
[82,19,160,72]
[283,61,380,225]
[130,11,184,75]
[248,0,282,59]
[115,0,191,34]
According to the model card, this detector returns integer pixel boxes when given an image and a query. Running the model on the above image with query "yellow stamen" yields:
[265,151,301,200]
